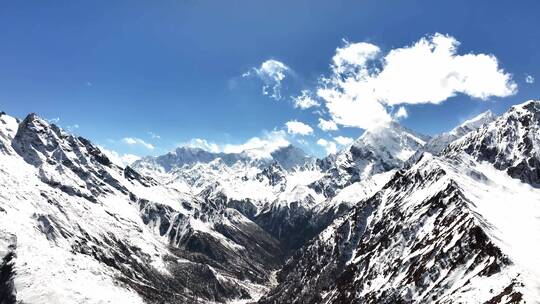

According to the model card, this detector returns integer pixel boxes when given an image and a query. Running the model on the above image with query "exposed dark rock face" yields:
[269,145,315,171]
[133,144,314,174]
[256,163,287,190]
[12,114,129,199]
[124,166,159,187]
[445,100,540,187]
[310,122,429,198]
[0,234,16,304]
[2,101,540,303]
[138,198,284,282]
[0,251,17,304]
[255,203,326,253]
[259,156,518,304]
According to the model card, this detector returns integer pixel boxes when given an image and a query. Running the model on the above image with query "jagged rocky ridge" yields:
[0,113,283,303]
[0,100,539,303]
[259,101,540,303]
[444,101,540,186]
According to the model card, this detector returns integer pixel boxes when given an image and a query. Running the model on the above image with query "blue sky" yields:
[1,0,539,160]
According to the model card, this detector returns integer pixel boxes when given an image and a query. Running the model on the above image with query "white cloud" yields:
[334,136,354,146]
[122,137,155,150]
[177,131,290,159]
[394,106,408,119]
[526,74,535,84]
[98,146,140,167]
[332,40,381,74]
[223,130,290,158]
[317,138,338,154]
[317,118,338,131]
[180,138,220,153]
[148,131,161,139]
[292,90,320,109]
[66,124,80,132]
[285,120,313,136]
[244,59,292,100]
[47,117,60,124]
[317,33,517,130]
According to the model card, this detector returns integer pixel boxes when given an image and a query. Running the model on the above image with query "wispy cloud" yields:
[526,74,535,84]
[122,137,155,150]
[316,138,337,154]
[292,90,320,109]
[66,124,79,132]
[178,138,220,153]
[148,131,161,139]
[222,130,289,157]
[334,136,354,146]
[178,130,290,159]
[98,145,140,167]
[243,59,292,100]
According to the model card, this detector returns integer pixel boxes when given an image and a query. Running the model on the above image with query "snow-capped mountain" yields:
[259,101,540,303]
[1,100,539,304]
[133,143,314,177]
[0,113,283,303]
[444,100,540,186]
[260,152,540,303]
[425,110,496,154]
[311,121,430,197]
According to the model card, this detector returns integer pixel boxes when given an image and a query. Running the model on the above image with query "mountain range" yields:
[0,101,539,303]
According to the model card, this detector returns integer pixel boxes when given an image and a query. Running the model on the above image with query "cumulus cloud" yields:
[177,131,290,159]
[292,90,320,109]
[526,74,535,84]
[122,137,155,150]
[244,59,292,100]
[394,106,408,119]
[98,146,141,167]
[332,40,381,74]
[317,118,338,131]
[334,136,354,146]
[317,138,338,154]
[285,120,313,136]
[223,130,290,158]
[180,138,220,153]
[317,33,517,130]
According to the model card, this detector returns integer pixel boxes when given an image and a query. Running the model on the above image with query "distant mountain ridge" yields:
[133,143,315,174]
[425,110,496,154]
[1,101,539,303]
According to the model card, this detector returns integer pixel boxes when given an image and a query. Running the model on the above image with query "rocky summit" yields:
[1,101,540,304]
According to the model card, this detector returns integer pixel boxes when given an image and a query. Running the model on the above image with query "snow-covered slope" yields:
[2,100,539,304]
[133,144,314,178]
[259,101,540,304]
[311,121,429,197]
[260,152,540,303]
[425,110,496,154]
[444,100,540,186]
[0,113,283,304]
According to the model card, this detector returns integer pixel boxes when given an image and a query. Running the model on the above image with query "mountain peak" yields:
[511,99,540,112]
[354,121,429,161]
[444,99,540,186]
[457,110,495,128]
[133,143,313,174]
[424,110,497,155]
